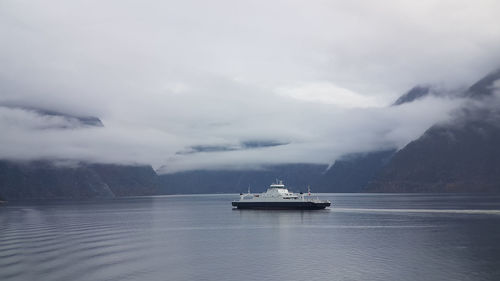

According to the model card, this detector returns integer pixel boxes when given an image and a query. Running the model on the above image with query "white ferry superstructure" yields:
[231,180,331,210]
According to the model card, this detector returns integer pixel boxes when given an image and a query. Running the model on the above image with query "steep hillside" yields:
[91,164,159,196]
[368,69,500,192]
[0,161,160,200]
[0,161,115,200]
[314,149,396,192]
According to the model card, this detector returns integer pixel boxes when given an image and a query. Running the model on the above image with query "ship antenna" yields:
[248,185,251,194]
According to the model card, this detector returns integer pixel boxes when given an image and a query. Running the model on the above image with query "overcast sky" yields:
[1,0,500,172]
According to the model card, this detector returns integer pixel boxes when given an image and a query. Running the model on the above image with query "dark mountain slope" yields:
[367,115,500,192]
[0,161,160,200]
[0,105,104,127]
[0,161,115,200]
[158,164,327,194]
[91,164,159,196]
[368,68,500,192]
[314,149,396,192]
[393,85,431,106]
[466,68,500,98]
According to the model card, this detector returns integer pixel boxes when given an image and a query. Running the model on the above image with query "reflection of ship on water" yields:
[232,180,331,210]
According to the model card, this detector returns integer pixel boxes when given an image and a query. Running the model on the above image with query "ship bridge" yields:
[264,180,298,199]
[269,180,286,189]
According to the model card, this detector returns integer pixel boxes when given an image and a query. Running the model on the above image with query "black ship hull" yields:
[232,201,330,210]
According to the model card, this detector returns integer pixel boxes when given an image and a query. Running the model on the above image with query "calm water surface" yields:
[1,194,500,281]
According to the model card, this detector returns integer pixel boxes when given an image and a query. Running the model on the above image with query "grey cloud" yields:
[0,0,499,172]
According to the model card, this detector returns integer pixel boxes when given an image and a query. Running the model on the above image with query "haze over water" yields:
[1,194,500,281]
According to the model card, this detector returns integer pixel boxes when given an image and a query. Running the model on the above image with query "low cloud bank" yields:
[0,91,464,173]
[1,0,499,172]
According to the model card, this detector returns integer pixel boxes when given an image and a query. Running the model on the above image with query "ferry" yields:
[232,180,331,210]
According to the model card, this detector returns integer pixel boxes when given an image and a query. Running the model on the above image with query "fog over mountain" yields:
[1,0,500,173]
[367,73,500,192]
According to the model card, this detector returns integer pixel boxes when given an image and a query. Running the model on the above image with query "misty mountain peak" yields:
[466,68,500,99]
[392,85,431,106]
[1,105,104,128]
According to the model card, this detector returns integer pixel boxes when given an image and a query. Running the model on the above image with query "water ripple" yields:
[2,195,500,281]
[333,208,500,215]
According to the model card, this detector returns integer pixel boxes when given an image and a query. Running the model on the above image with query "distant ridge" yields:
[0,104,104,127]
[314,149,396,192]
[3,67,500,198]
[0,161,159,200]
[466,68,500,99]
[392,85,431,106]
[157,164,327,194]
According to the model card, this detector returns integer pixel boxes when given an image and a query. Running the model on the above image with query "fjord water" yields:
[1,194,500,281]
